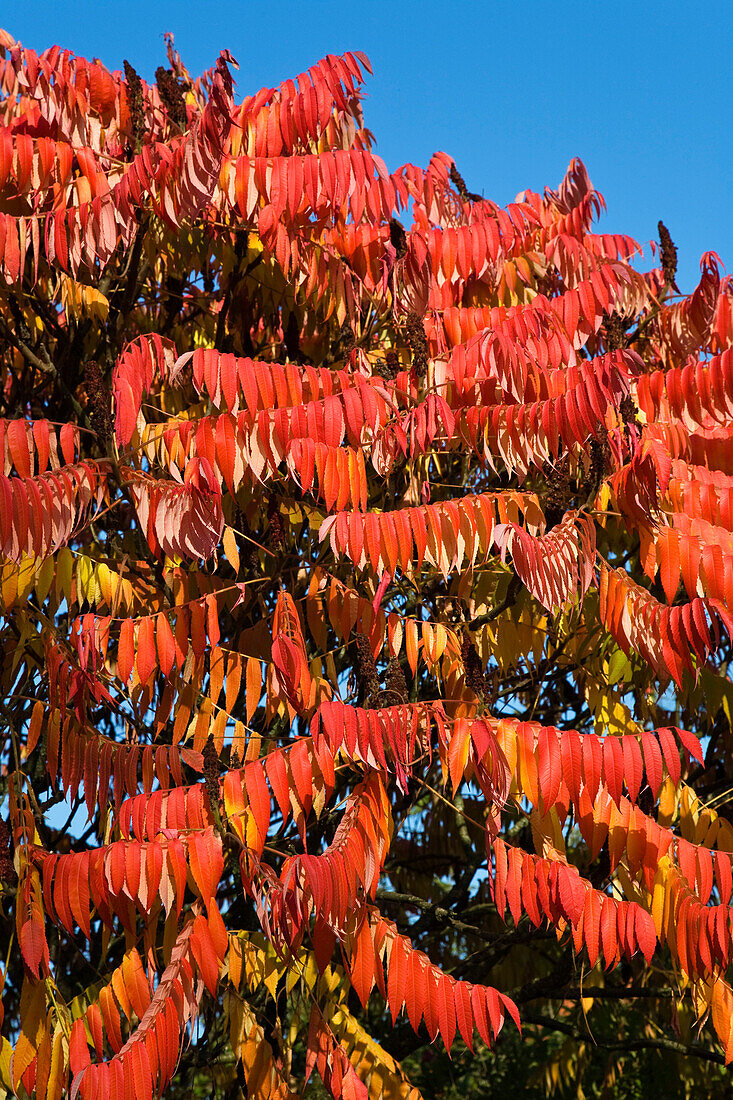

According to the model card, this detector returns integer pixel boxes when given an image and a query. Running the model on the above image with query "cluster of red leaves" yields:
[2,23,733,1100]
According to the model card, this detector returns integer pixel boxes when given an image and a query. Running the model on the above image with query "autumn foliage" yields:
[1,24,733,1100]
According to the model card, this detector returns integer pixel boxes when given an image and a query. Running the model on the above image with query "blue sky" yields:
[8,0,732,292]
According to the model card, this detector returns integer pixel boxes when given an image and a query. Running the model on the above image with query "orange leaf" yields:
[349,917,375,1007]
[118,618,135,684]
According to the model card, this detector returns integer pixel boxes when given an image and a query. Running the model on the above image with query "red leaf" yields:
[674,726,704,765]
[118,618,135,684]
[348,918,375,1007]
[156,613,176,676]
[633,904,657,964]
[190,914,220,995]
[136,615,156,685]
[188,828,224,906]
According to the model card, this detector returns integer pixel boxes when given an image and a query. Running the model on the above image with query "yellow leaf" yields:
[246,656,261,724]
[530,806,566,859]
[34,556,55,606]
[54,548,73,605]
[710,978,733,1063]
[59,275,109,322]
[11,978,46,1093]
[301,952,319,993]
[223,526,240,574]
[16,555,38,601]
[0,560,18,610]
[0,1037,12,1092]
[657,777,678,827]
[76,556,99,605]
[46,1022,67,1100]
[651,856,670,936]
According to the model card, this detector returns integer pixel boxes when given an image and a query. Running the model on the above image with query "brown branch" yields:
[468,573,523,629]
[374,888,484,937]
[522,1013,726,1066]
[0,304,87,422]
[551,985,675,1001]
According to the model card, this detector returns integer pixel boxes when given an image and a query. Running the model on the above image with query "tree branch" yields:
[522,1013,726,1066]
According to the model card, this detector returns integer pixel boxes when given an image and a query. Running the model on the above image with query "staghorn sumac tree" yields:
[1,24,733,1100]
